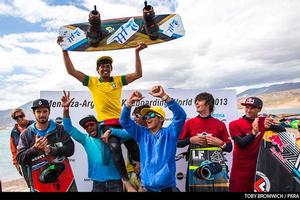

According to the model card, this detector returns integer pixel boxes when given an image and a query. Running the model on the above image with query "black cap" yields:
[55,117,63,124]
[241,97,263,108]
[31,99,50,110]
[79,115,97,127]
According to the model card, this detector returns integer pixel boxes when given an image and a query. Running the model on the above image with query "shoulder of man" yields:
[55,123,71,140]
[10,125,18,136]
[19,126,35,143]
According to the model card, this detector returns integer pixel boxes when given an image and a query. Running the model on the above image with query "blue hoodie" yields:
[31,120,57,137]
[119,99,186,191]
[63,117,131,182]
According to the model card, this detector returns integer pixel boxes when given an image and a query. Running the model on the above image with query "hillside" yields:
[238,82,300,97]
[238,88,300,110]
[0,101,33,130]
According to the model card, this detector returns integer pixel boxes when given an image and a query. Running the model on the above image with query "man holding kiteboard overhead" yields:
[57,37,147,192]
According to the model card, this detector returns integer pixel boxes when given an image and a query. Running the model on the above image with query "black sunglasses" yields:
[133,114,146,120]
[14,114,24,120]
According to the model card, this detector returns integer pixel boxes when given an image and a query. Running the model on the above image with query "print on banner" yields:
[41,89,237,192]
[293,154,300,178]
[159,15,184,38]
[60,28,87,51]
[255,171,271,192]
[191,150,204,163]
[210,151,224,163]
[106,18,139,44]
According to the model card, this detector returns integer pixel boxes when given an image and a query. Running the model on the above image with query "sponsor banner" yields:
[41,89,237,191]
[255,131,300,192]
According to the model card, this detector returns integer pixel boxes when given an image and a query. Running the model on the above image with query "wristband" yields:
[161,94,169,101]
[220,142,226,149]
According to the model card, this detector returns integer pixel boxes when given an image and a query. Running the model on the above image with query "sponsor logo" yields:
[52,156,65,163]
[106,18,139,44]
[32,154,46,162]
[175,152,187,161]
[176,172,185,180]
[160,15,184,38]
[255,171,271,192]
[191,150,204,162]
[269,135,286,153]
[32,160,48,171]
[166,18,179,36]
[105,26,115,33]
[245,98,255,104]
[60,28,87,51]
[110,82,117,89]
[210,151,223,163]
[270,147,287,163]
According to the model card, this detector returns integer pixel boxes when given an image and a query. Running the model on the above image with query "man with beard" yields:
[16,98,76,192]
[229,97,285,192]
[10,108,34,189]
[61,91,133,192]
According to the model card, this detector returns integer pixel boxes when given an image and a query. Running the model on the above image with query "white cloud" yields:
[1,0,300,109]
[0,0,87,30]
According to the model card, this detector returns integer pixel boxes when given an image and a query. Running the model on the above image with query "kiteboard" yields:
[58,1,185,51]
[188,144,229,192]
[255,130,300,192]
[28,130,77,192]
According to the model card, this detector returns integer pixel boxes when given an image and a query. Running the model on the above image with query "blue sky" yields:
[1,0,300,110]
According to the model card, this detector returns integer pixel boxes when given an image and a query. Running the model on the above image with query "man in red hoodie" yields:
[229,97,285,192]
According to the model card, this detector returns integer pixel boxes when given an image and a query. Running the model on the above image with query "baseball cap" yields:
[141,106,166,119]
[31,99,50,110]
[241,97,263,108]
[96,56,113,66]
[79,115,97,127]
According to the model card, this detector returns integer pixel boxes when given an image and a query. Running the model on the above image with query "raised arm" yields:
[119,90,146,142]
[125,42,147,84]
[57,37,86,83]
[149,85,187,139]
[62,51,86,82]
[61,91,86,144]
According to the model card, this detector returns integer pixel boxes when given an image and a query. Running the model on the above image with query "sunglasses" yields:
[14,114,24,120]
[133,114,145,120]
[83,121,97,129]
[144,112,160,120]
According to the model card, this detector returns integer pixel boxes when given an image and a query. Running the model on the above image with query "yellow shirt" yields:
[83,75,127,122]
[126,159,134,173]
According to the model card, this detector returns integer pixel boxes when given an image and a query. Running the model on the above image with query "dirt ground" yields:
[2,178,29,192]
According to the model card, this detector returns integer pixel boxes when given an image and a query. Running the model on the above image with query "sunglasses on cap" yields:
[14,114,24,120]
[144,112,161,120]
[83,121,97,129]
